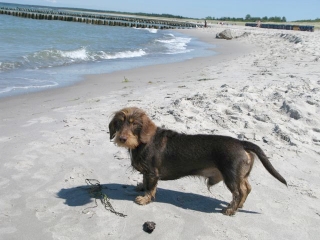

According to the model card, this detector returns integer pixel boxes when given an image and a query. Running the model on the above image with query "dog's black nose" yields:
[119,136,127,143]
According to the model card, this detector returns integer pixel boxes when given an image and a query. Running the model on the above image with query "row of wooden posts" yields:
[0,8,200,29]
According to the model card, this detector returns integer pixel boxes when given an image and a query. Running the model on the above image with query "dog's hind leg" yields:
[222,180,242,216]
[238,178,252,208]
[238,151,254,209]
[221,153,253,216]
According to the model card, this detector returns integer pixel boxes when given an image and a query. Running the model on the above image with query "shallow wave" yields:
[59,48,91,60]
[23,48,93,67]
[53,48,147,61]
[0,61,22,72]
[98,49,147,59]
[0,48,147,71]
[156,36,192,54]
[27,47,147,65]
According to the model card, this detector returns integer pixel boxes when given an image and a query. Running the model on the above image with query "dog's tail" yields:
[242,141,287,186]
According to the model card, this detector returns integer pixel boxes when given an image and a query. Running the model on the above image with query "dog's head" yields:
[109,107,157,149]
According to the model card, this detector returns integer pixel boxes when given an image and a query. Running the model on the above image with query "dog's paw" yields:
[135,195,151,205]
[238,203,244,209]
[222,207,236,216]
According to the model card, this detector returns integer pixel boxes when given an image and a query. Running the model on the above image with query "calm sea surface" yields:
[0,14,215,97]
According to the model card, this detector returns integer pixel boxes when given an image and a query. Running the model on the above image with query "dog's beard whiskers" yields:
[117,142,138,149]
[125,138,139,149]
[114,134,139,149]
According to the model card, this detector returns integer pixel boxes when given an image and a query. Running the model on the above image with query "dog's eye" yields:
[132,122,142,129]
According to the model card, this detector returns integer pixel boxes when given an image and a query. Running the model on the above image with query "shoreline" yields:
[0,27,252,112]
[1,26,319,239]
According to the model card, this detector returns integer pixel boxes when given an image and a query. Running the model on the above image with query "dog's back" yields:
[141,128,287,186]
[140,128,249,180]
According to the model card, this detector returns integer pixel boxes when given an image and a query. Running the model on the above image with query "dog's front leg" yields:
[136,174,147,192]
[135,183,145,192]
[135,171,158,205]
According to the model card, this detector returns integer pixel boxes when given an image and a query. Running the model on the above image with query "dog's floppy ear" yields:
[140,113,157,144]
[109,116,117,140]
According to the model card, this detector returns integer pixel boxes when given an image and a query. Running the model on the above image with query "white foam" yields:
[40,48,146,62]
[0,61,20,72]
[157,37,192,54]
[100,49,147,59]
[133,27,158,34]
[60,48,90,61]
[22,47,92,68]
[147,29,158,34]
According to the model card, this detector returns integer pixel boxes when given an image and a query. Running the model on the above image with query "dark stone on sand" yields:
[143,221,156,233]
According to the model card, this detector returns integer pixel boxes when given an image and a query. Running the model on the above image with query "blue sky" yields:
[2,0,319,21]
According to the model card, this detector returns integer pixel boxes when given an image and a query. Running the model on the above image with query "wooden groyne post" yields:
[0,7,201,29]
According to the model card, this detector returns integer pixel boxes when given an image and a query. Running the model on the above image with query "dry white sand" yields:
[0,25,319,239]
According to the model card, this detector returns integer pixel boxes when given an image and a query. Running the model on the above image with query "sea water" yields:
[0,14,215,97]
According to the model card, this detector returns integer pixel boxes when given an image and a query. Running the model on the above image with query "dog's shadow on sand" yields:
[57,182,259,215]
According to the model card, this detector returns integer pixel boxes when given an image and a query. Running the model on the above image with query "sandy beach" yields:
[0,24,319,239]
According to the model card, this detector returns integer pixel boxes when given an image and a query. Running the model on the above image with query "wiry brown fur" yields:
[109,107,287,216]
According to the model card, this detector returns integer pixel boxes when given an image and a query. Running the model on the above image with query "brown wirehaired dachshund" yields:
[109,107,287,216]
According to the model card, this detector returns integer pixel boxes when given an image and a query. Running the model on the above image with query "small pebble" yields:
[143,221,156,233]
